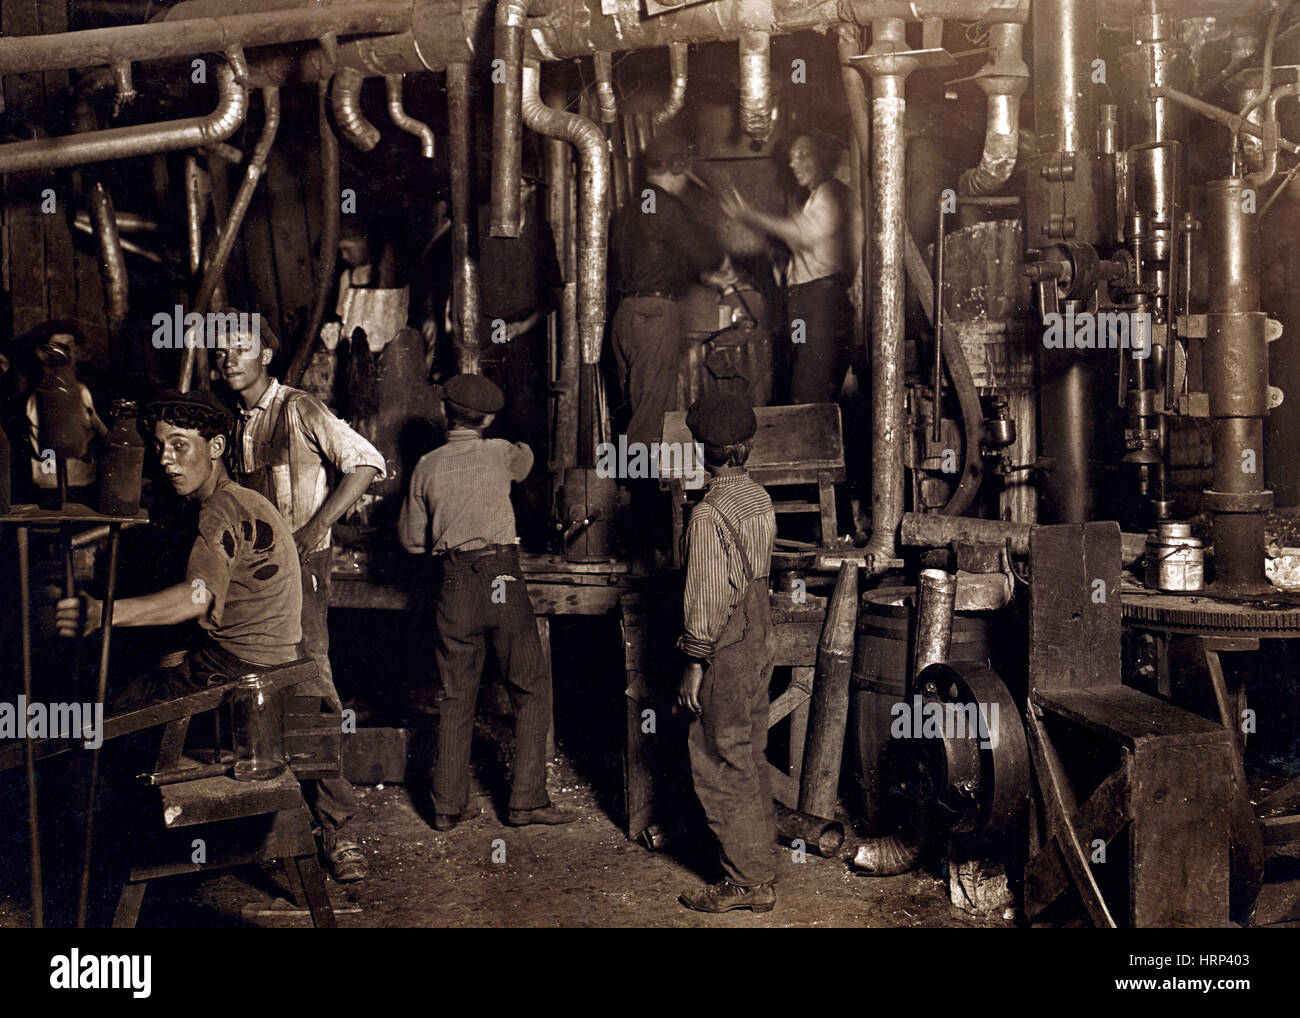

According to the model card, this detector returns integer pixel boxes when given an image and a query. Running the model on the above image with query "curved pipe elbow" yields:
[522,60,608,343]
[333,67,380,152]
[738,31,772,143]
[960,93,1021,196]
[385,74,435,158]
[1245,83,1300,188]
[652,42,688,127]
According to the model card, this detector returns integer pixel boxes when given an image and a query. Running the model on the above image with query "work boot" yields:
[321,830,368,883]
[679,879,775,914]
[505,803,578,826]
[433,805,481,832]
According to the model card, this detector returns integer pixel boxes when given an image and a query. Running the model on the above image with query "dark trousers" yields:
[612,295,683,450]
[298,548,358,834]
[786,275,854,405]
[432,544,551,815]
[688,577,777,886]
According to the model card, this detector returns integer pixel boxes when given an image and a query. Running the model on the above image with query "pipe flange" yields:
[1204,489,1275,513]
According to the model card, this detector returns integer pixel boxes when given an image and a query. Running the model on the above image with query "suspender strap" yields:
[701,491,755,584]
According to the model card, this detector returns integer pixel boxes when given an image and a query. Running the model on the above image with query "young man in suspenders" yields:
[676,393,779,913]
[216,313,386,883]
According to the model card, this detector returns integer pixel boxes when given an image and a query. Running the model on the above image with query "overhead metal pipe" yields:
[593,51,618,124]
[522,59,609,465]
[447,62,481,375]
[287,79,340,388]
[0,1,411,76]
[332,66,380,151]
[385,73,435,157]
[0,55,247,174]
[651,42,689,127]
[490,0,529,239]
[180,85,281,392]
[738,30,773,142]
[1244,83,1300,188]
[958,20,1027,195]
[857,18,918,567]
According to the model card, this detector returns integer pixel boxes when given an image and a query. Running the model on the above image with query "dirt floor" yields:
[95,714,1013,929]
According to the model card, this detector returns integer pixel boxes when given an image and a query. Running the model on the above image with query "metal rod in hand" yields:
[76,524,120,928]
[17,526,43,927]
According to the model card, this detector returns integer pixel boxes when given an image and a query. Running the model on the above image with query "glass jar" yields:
[230,672,286,781]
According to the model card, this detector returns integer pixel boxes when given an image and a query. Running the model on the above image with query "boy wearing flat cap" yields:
[399,375,575,832]
[676,392,778,914]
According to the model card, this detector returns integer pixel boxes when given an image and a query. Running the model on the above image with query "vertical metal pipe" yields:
[448,62,481,375]
[738,30,772,143]
[287,79,340,388]
[1205,177,1271,593]
[958,21,1027,196]
[545,132,578,485]
[860,18,917,565]
[17,527,42,927]
[1033,0,1096,155]
[521,59,609,465]
[180,86,281,392]
[913,568,956,678]
[490,0,528,238]
[799,561,858,821]
[932,200,946,442]
[593,51,618,124]
[87,181,129,327]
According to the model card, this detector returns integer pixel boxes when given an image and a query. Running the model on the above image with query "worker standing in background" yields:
[612,133,725,452]
[720,133,862,405]
[676,392,778,914]
[216,313,386,884]
[475,174,563,547]
[398,374,576,833]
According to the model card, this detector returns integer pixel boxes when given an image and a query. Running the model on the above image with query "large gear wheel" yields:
[1122,584,1300,636]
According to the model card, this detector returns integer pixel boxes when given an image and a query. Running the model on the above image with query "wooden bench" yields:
[112,658,341,929]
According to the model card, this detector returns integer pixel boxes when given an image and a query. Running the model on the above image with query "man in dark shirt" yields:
[476,176,563,546]
[612,134,724,451]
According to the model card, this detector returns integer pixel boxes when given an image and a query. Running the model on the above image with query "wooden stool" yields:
[112,658,340,928]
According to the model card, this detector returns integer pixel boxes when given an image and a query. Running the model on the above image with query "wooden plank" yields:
[264,137,315,328]
[1035,686,1226,749]
[771,619,822,666]
[1023,767,1130,917]
[159,768,302,828]
[660,404,845,483]
[1130,738,1232,927]
[1029,523,1123,695]
[1025,706,1118,927]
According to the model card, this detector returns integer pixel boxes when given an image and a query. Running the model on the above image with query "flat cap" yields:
[686,392,757,446]
[444,373,505,415]
[147,387,234,436]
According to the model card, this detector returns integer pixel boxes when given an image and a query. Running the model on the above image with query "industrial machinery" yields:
[2,0,1299,929]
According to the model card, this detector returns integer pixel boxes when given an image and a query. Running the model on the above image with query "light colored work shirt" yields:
[787,179,861,287]
[399,430,533,555]
[229,378,386,554]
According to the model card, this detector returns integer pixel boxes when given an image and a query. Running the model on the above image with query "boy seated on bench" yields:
[55,389,368,883]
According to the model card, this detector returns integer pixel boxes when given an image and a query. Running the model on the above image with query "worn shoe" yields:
[679,879,775,914]
[433,805,481,831]
[505,804,578,826]
[322,834,368,883]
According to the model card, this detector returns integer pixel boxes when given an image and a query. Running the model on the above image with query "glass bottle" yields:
[230,672,286,781]
[33,342,91,460]
[98,399,145,516]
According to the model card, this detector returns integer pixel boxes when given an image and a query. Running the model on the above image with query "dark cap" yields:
[444,374,505,415]
[146,388,234,439]
[686,392,757,446]
[641,131,692,173]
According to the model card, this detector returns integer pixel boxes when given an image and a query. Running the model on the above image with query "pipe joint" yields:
[652,42,689,127]
[738,30,773,143]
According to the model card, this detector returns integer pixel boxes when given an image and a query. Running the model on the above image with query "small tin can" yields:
[1145,521,1204,592]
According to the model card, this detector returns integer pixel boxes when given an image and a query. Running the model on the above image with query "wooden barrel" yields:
[849,585,991,834]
